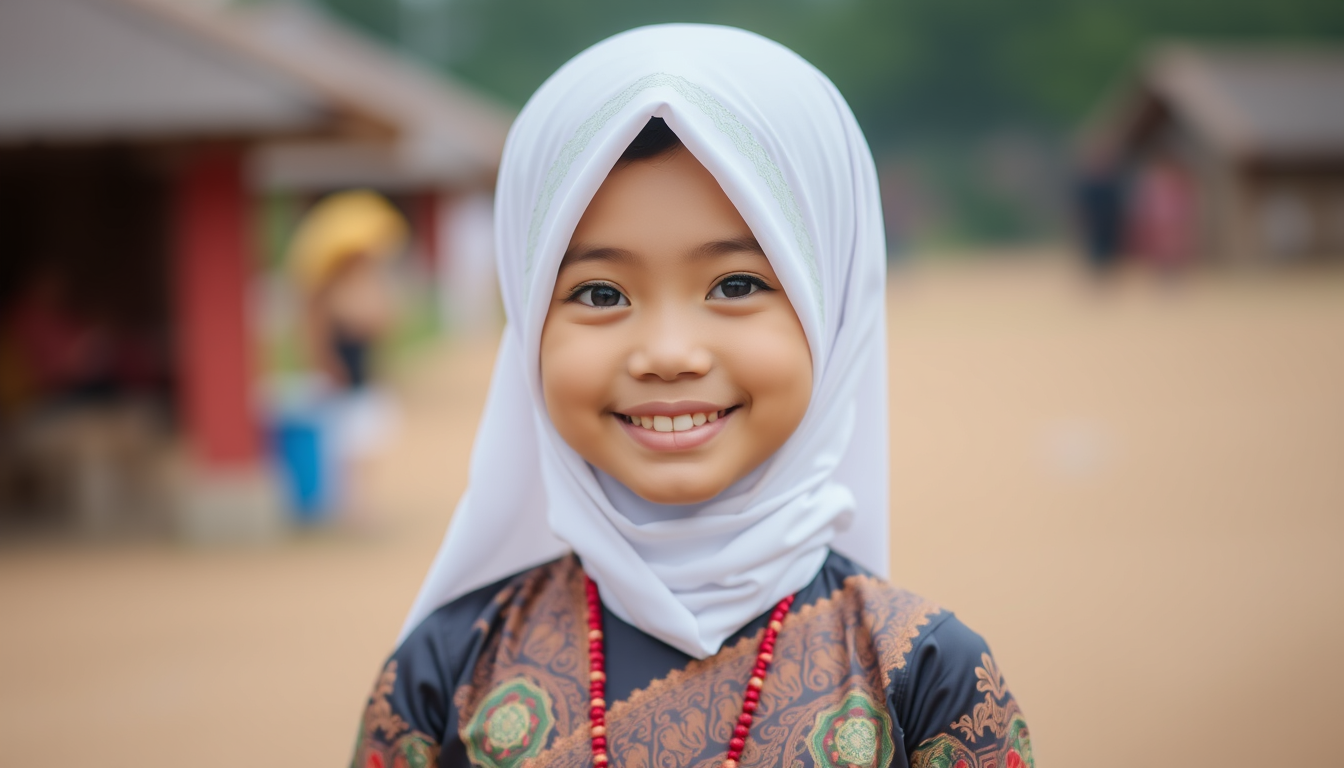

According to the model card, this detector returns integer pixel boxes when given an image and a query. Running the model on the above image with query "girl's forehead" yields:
[552,149,792,300]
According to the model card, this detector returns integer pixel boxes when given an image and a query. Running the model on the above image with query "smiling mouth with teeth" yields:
[616,406,739,433]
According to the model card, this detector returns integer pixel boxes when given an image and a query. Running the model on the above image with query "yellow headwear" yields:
[287,190,409,290]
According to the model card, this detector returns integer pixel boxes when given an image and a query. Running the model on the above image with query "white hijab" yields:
[401,24,889,659]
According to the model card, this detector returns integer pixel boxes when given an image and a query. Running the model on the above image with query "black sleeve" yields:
[349,585,502,768]
[896,614,1035,768]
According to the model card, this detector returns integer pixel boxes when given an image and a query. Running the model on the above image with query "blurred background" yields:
[0,0,1341,766]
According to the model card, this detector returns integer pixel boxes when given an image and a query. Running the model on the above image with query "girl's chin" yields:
[617,474,729,506]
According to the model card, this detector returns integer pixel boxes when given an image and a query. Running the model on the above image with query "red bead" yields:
[585,571,792,767]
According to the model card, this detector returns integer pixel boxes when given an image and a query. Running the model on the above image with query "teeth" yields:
[625,411,725,432]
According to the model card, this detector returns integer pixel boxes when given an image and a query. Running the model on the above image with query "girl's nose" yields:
[627,312,712,381]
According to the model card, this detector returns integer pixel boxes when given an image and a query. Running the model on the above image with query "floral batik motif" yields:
[351,661,441,768]
[462,677,557,768]
[808,690,896,768]
[361,552,1030,768]
[909,654,1033,768]
[452,556,944,768]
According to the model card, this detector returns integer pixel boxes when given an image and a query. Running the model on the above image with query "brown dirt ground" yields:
[2,254,1341,767]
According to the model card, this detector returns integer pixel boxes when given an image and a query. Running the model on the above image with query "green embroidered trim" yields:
[524,73,821,311]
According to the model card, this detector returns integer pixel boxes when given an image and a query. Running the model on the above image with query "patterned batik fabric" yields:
[351,661,441,768]
[350,552,1033,768]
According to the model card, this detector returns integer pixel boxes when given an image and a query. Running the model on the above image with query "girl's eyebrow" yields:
[691,236,765,259]
[560,235,763,268]
[560,245,635,267]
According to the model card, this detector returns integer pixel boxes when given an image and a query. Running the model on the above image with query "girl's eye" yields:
[708,275,769,300]
[572,283,629,308]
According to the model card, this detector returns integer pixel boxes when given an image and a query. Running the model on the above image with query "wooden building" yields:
[0,0,510,538]
[1087,45,1344,265]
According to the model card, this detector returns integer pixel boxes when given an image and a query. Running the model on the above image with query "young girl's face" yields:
[540,147,812,505]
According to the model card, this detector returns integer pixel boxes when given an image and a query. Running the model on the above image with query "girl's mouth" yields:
[614,406,739,432]
[613,406,740,451]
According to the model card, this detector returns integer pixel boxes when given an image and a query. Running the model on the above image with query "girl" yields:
[352,25,1031,768]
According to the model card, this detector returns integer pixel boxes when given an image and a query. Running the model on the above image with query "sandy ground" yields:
[1,254,1341,767]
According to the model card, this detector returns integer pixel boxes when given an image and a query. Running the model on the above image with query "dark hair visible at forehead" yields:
[619,117,682,163]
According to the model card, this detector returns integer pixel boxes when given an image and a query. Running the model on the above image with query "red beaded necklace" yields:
[584,575,795,768]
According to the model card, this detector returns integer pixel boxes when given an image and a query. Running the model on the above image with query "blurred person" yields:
[1073,143,1126,277]
[287,190,406,522]
[1132,153,1196,276]
[352,26,1032,768]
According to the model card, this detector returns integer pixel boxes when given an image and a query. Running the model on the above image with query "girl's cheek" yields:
[541,328,607,422]
[721,318,811,400]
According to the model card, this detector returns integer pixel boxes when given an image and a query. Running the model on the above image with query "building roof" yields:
[1092,44,1344,164]
[0,0,513,184]
[221,2,513,187]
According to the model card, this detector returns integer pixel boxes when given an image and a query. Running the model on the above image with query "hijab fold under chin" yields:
[399,24,889,659]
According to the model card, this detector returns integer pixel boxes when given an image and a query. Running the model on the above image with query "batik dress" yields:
[352,552,1032,768]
